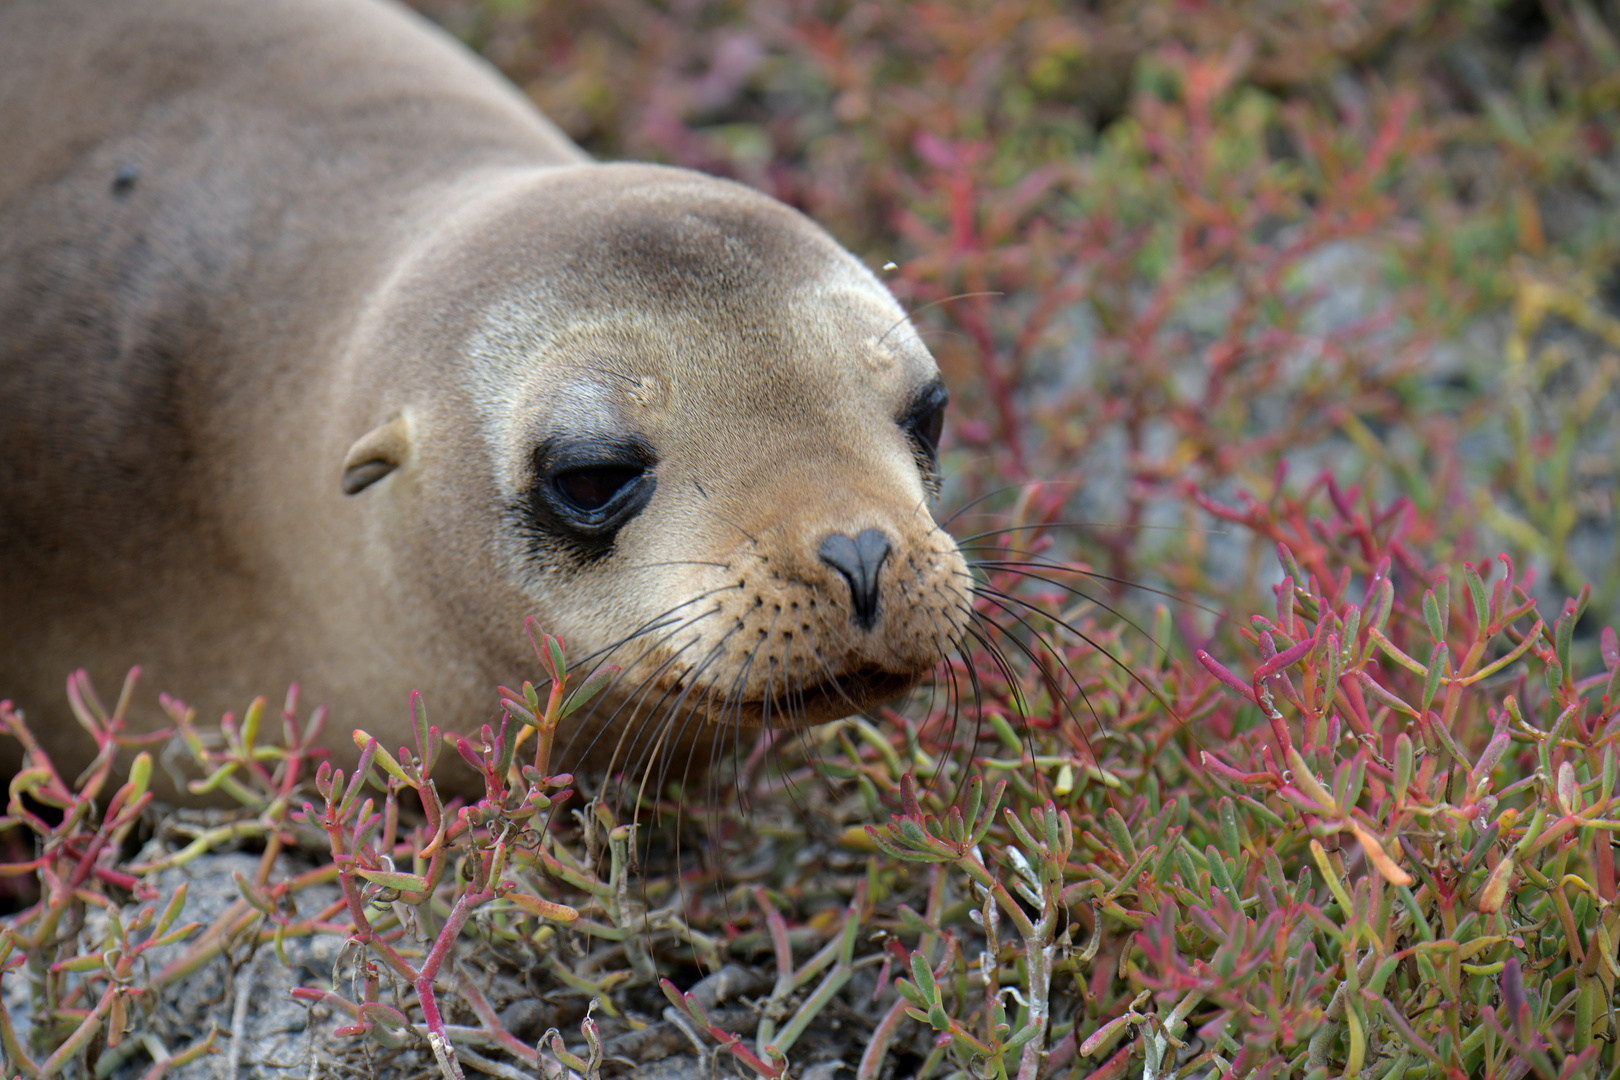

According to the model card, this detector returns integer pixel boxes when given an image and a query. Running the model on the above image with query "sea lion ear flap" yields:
[341,414,413,495]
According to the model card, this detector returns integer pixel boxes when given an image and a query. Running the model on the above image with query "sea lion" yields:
[0,0,971,792]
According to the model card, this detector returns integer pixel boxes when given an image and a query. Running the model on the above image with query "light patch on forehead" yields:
[462,288,624,500]
[791,257,930,374]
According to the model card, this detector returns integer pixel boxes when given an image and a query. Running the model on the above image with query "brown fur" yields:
[0,0,969,792]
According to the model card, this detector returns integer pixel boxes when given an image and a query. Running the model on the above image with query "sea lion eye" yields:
[555,465,644,513]
[901,380,949,460]
[525,436,659,560]
[913,402,944,454]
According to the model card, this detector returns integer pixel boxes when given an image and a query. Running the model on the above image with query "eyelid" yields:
[539,433,655,471]
[904,380,948,417]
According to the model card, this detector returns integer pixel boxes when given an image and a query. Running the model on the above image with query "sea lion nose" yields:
[818,528,892,631]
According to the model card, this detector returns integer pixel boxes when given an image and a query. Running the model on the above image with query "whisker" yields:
[876,290,1004,348]
[913,613,971,803]
[622,635,737,796]
[685,487,761,545]
[581,624,722,782]
[965,565,1172,652]
[970,591,1091,708]
[951,520,1223,544]
[967,592,1106,758]
[554,584,742,698]
[938,479,1088,529]
[965,576,1199,752]
[964,609,1129,814]
[956,620,1043,787]
[750,633,817,829]
[965,556,1230,621]
[560,607,725,765]
[705,617,775,814]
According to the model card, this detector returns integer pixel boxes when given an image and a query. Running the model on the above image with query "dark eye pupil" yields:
[915,406,944,452]
[555,466,642,512]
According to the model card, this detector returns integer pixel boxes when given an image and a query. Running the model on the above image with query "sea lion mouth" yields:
[712,667,922,729]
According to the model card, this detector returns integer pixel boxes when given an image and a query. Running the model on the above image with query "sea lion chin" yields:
[0,0,971,793]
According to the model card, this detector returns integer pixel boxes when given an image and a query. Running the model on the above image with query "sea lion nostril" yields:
[818,528,892,631]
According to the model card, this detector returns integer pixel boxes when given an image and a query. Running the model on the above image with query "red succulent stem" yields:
[457,973,539,1065]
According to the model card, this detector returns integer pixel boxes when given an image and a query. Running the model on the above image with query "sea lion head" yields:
[339,163,972,770]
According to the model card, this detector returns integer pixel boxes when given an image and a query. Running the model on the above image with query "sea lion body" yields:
[0,0,969,788]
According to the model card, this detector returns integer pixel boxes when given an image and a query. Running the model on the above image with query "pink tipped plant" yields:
[290,621,616,1080]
